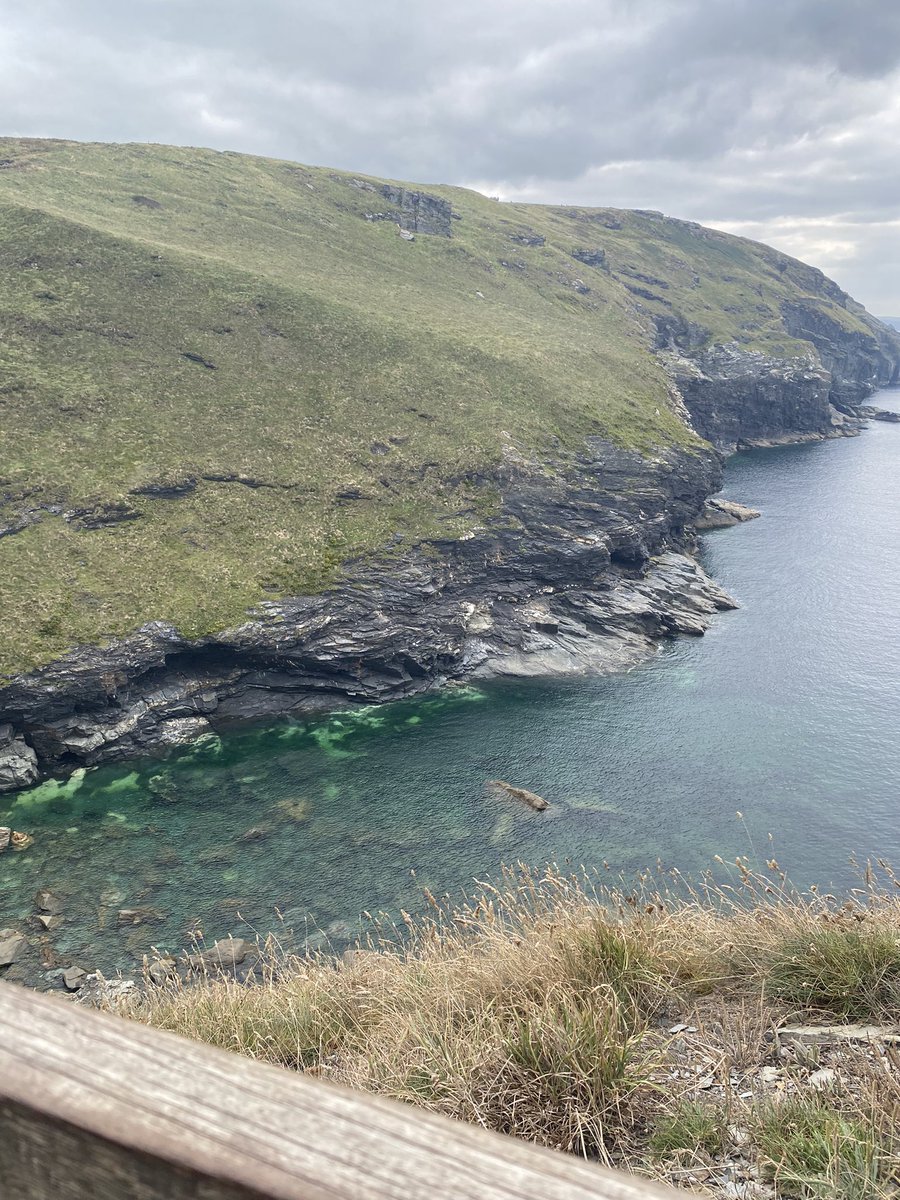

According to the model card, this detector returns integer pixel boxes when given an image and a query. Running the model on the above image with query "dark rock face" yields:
[379,186,453,236]
[0,723,38,789]
[656,304,900,453]
[781,302,900,405]
[0,443,733,787]
[664,346,840,452]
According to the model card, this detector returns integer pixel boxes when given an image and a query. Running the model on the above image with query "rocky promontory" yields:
[0,139,898,790]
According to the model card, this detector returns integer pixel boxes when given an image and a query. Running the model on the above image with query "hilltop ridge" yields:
[0,138,897,788]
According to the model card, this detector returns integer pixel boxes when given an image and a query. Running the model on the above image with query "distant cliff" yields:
[0,139,897,788]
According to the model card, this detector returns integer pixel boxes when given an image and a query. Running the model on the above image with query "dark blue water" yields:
[2,395,899,977]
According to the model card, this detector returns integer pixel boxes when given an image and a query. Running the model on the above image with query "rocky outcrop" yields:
[695,499,761,531]
[0,723,38,789]
[0,441,735,788]
[379,185,454,236]
[657,301,900,453]
[662,345,854,453]
[781,301,899,406]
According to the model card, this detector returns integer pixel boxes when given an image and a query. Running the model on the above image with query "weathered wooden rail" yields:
[0,983,684,1199]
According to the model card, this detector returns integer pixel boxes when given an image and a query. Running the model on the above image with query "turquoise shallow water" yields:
[2,394,899,977]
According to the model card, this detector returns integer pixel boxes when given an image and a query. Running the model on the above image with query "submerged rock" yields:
[488,780,549,811]
[116,907,166,927]
[34,888,64,915]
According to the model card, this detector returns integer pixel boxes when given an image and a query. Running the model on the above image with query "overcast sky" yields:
[2,0,899,312]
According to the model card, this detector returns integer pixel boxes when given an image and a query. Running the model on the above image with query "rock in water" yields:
[62,966,87,991]
[188,936,252,970]
[488,780,549,811]
[695,498,761,530]
[0,930,26,967]
[0,827,9,854]
[34,888,64,915]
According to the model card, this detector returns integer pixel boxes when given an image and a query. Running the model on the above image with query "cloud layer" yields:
[2,0,899,310]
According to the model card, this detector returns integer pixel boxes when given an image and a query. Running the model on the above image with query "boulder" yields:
[0,827,9,853]
[34,888,64,915]
[147,956,177,986]
[189,936,252,970]
[695,498,761,530]
[62,966,87,991]
[0,930,26,967]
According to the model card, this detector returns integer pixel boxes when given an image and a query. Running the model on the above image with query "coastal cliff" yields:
[0,139,898,789]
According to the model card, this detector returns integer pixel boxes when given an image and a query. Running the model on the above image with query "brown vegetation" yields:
[109,860,900,1198]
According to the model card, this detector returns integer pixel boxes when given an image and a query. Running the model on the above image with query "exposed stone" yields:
[0,930,26,967]
[778,1024,900,1046]
[147,956,177,986]
[65,502,142,530]
[75,974,139,1007]
[662,345,840,453]
[571,248,606,268]
[859,405,900,422]
[379,185,452,236]
[10,831,33,851]
[0,723,38,790]
[36,914,63,931]
[188,936,252,970]
[0,827,9,853]
[509,231,545,247]
[62,966,87,991]
[488,780,549,811]
[696,498,761,530]
[34,889,64,915]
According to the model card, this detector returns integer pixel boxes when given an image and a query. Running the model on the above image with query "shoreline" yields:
[1,374,896,795]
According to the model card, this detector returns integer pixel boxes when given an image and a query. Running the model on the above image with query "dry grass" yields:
[109,861,900,1195]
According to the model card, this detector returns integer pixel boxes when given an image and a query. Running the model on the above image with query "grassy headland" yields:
[0,138,885,675]
[113,862,900,1198]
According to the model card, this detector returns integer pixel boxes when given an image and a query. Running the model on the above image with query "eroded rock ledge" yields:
[0,441,731,790]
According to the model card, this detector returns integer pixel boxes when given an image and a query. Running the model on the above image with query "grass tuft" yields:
[754,1095,887,1199]
[767,927,900,1018]
[108,862,900,1192]
[649,1099,727,1159]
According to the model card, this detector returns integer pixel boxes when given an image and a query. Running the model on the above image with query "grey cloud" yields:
[1,0,899,308]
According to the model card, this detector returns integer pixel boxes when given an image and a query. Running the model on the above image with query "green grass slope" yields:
[0,139,881,675]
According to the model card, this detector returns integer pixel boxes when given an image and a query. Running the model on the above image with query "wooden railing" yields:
[0,983,684,1199]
